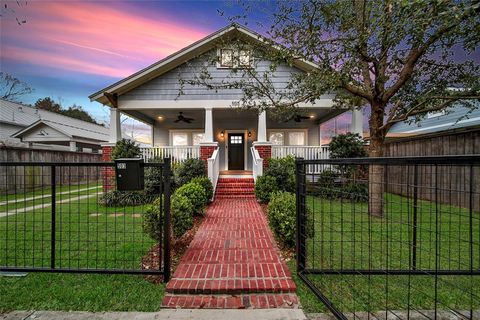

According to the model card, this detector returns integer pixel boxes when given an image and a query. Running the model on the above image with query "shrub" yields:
[268,191,314,248]
[190,176,214,203]
[329,133,367,159]
[314,169,339,199]
[175,182,207,215]
[171,193,194,238]
[144,156,164,195]
[111,139,141,160]
[342,181,368,202]
[266,155,296,193]
[254,175,278,203]
[143,197,163,242]
[174,158,205,187]
[101,190,151,207]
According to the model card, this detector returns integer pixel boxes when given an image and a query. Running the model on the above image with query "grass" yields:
[291,192,480,314]
[0,186,166,312]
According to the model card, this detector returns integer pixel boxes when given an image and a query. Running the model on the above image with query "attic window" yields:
[220,49,234,67]
[219,48,251,68]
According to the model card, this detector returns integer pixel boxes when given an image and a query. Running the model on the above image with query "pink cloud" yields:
[1,1,209,78]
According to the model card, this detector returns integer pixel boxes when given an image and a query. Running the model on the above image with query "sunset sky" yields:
[1,0,251,124]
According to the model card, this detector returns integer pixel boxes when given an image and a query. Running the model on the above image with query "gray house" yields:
[90,24,362,182]
[0,99,109,152]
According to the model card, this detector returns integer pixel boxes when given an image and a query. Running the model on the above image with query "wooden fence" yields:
[383,130,480,211]
[0,147,102,194]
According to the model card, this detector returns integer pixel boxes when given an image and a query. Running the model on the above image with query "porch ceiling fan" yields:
[174,112,194,123]
[284,114,311,123]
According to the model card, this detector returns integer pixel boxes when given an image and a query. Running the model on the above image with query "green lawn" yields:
[293,193,480,314]
[0,186,165,312]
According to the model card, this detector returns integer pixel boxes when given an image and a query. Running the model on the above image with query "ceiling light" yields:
[157,116,164,120]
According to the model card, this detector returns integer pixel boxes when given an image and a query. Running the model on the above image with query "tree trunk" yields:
[368,133,385,217]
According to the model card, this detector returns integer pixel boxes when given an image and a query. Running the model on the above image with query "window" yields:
[288,132,305,145]
[239,50,251,67]
[192,132,204,145]
[230,135,243,144]
[269,132,284,145]
[172,132,188,146]
[218,48,252,68]
[220,49,234,67]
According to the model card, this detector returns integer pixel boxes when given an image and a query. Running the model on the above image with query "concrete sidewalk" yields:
[1,309,307,320]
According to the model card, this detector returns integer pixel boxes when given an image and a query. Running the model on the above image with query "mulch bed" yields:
[141,215,204,284]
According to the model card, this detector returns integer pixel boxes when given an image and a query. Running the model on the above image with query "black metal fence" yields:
[296,156,480,320]
[0,160,171,281]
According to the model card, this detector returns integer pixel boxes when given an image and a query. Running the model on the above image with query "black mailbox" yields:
[114,158,144,191]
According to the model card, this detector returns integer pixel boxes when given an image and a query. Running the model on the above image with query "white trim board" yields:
[118,99,335,110]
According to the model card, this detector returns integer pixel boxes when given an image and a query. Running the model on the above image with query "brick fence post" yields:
[253,142,272,171]
[199,142,218,173]
[101,143,115,193]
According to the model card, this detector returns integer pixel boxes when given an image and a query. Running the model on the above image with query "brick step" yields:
[216,190,255,195]
[216,183,255,188]
[218,178,254,183]
[166,278,296,294]
[215,195,256,199]
[161,293,300,309]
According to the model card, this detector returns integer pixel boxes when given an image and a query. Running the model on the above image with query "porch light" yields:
[309,115,315,119]
[157,116,164,120]
[248,131,252,137]
[220,131,224,138]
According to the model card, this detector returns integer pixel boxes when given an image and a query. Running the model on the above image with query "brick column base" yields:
[253,142,272,171]
[200,143,218,173]
[101,144,115,193]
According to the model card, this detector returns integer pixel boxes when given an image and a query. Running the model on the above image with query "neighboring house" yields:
[0,99,109,153]
[384,101,480,157]
[387,101,480,139]
[90,24,362,180]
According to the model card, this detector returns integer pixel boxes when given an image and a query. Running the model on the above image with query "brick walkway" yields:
[162,186,298,309]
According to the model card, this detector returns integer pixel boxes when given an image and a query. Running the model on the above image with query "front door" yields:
[228,133,244,170]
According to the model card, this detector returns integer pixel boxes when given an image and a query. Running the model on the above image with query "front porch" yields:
[106,104,363,186]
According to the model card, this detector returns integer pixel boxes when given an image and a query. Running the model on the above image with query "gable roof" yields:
[12,119,109,142]
[388,101,480,137]
[1,99,109,142]
[89,24,318,106]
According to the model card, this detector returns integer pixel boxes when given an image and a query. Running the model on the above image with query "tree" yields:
[0,72,32,101]
[184,1,480,216]
[34,97,62,113]
[63,104,99,124]
[34,98,100,125]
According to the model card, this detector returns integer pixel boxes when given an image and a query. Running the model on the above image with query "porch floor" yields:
[162,198,298,309]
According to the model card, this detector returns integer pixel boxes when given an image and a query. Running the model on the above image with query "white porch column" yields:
[109,107,122,143]
[257,110,267,142]
[351,109,363,137]
[204,107,214,143]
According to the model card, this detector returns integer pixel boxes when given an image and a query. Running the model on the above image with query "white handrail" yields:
[251,147,263,182]
[207,148,220,196]
[140,146,200,164]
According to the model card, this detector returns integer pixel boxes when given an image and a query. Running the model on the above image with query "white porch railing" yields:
[140,146,200,164]
[207,148,220,195]
[251,147,263,182]
[271,145,330,160]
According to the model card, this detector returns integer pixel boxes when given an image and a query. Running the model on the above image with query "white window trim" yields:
[267,129,308,146]
[169,129,205,146]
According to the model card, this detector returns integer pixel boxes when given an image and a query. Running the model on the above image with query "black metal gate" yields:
[296,156,480,319]
[0,160,171,281]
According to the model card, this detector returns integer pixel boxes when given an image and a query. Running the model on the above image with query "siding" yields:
[120,47,303,101]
